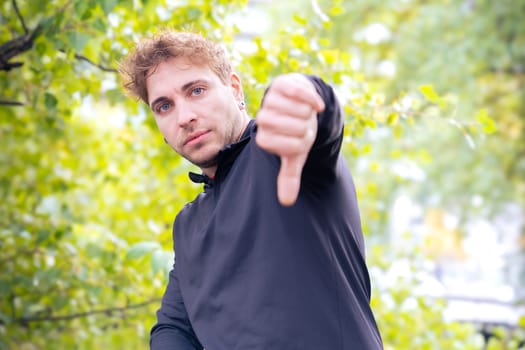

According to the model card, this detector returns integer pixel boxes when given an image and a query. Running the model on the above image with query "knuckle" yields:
[255,132,273,150]
[287,139,303,154]
[256,110,273,125]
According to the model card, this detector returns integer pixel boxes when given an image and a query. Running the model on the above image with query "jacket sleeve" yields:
[302,75,345,182]
[150,261,203,350]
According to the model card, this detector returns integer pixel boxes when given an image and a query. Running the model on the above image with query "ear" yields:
[229,72,244,102]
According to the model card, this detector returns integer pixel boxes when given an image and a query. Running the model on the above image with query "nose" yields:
[176,100,197,127]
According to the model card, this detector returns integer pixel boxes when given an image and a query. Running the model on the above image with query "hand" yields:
[255,74,325,206]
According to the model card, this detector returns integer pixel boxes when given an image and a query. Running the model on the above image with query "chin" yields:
[184,142,222,165]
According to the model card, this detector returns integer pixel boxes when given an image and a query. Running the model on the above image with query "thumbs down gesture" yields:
[255,74,325,206]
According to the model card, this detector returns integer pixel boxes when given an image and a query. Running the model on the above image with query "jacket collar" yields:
[188,119,255,189]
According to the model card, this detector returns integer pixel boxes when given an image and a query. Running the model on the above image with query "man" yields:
[120,30,383,349]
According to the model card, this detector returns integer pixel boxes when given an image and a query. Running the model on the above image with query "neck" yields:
[201,165,217,178]
[236,114,251,142]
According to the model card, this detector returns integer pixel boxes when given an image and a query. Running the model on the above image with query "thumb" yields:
[277,154,307,206]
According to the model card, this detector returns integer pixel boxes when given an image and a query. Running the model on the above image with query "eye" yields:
[191,87,204,96]
[155,102,172,114]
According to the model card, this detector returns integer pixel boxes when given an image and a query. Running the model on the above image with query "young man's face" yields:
[146,57,248,176]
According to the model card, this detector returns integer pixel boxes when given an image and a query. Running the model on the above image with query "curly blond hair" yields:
[119,30,232,104]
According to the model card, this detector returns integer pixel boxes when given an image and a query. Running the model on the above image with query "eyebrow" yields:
[149,79,210,110]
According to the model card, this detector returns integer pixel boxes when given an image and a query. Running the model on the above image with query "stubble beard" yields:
[190,149,220,170]
[181,115,243,172]
[182,130,230,170]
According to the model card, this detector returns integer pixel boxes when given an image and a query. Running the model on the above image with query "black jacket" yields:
[150,76,383,349]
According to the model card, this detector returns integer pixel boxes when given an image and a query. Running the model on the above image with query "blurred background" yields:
[1,0,523,349]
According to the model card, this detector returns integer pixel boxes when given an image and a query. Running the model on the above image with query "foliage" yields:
[266,0,525,236]
[1,0,523,349]
[1,0,244,348]
[369,243,483,350]
[256,0,525,347]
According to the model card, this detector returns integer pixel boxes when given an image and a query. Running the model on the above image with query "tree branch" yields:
[12,0,28,35]
[0,99,25,106]
[12,298,161,324]
[73,53,118,73]
[0,24,41,71]
[1,4,116,74]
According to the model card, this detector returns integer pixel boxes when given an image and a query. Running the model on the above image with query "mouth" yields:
[184,130,210,146]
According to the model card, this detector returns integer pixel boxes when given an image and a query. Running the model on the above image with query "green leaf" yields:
[151,249,172,275]
[44,93,58,110]
[329,5,345,16]
[39,13,65,36]
[101,0,118,15]
[387,113,399,125]
[475,108,496,134]
[0,310,9,324]
[319,49,338,65]
[187,7,203,20]
[66,32,90,52]
[92,18,107,32]
[518,315,525,328]
[293,14,307,26]
[126,241,161,259]
[74,1,91,20]
[418,85,440,104]
[35,41,49,55]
